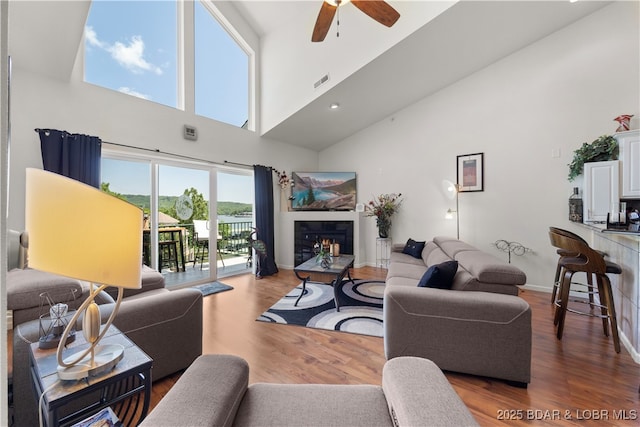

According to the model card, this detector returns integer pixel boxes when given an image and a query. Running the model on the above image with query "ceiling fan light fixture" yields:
[325,0,351,6]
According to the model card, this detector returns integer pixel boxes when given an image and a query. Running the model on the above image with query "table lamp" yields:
[25,168,142,380]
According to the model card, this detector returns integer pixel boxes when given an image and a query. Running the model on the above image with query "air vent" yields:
[314,74,330,89]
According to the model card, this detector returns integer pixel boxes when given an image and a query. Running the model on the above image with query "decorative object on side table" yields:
[38,289,77,350]
[567,135,618,181]
[614,114,633,132]
[26,168,143,380]
[365,193,403,238]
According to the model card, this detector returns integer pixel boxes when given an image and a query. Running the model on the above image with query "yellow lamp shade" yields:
[25,168,142,289]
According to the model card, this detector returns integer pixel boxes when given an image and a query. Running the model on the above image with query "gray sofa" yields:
[140,354,479,427]
[384,236,532,386]
[7,230,204,427]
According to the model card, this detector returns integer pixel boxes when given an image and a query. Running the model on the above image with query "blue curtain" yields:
[253,165,279,277]
[37,129,102,188]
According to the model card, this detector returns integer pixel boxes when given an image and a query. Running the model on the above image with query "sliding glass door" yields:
[101,153,255,286]
[217,170,254,277]
[158,164,211,286]
[101,154,215,287]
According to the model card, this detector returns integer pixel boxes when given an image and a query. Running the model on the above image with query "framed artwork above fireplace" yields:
[291,172,356,211]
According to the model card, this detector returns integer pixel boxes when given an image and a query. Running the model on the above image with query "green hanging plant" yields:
[567,135,618,182]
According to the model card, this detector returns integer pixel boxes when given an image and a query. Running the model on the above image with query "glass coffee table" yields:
[293,254,355,312]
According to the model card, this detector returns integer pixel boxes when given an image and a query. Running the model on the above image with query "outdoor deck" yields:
[155,219,254,288]
[162,254,252,289]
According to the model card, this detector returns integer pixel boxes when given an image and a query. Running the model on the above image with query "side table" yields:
[376,238,392,268]
[29,325,152,427]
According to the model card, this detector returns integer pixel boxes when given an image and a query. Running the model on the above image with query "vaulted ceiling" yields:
[235,0,611,150]
[8,1,611,151]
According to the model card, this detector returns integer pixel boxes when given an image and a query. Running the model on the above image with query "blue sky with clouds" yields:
[85,0,248,125]
[90,1,252,204]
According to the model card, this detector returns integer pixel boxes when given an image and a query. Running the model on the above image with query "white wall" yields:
[260,1,456,134]
[319,1,640,289]
[6,0,325,235]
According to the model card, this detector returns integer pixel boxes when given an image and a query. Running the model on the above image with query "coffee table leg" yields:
[295,276,309,307]
[333,278,341,312]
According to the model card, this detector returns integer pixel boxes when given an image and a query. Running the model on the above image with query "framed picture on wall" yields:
[457,153,484,192]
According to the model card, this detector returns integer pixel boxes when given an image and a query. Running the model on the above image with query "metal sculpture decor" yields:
[493,240,531,263]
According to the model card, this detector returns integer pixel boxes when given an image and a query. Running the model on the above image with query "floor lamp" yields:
[443,180,460,239]
[26,168,143,380]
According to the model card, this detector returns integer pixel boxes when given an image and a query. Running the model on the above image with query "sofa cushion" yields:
[235,384,393,427]
[424,246,454,268]
[386,262,427,281]
[402,238,425,259]
[433,236,478,258]
[456,251,526,285]
[6,268,84,310]
[389,251,425,267]
[418,261,458,289]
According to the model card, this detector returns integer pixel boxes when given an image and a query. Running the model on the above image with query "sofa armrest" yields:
[140,355,249,427]
[109,288,203,381]
[391,243,406,253]
[382,357,478,426]
[383,286,531,384]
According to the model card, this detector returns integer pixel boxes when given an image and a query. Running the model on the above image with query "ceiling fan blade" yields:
[312,2,338,42]
[351,0,400,27]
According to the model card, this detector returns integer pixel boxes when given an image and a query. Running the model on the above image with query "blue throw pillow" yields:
[402,238,425,259]
[417,261,458,289]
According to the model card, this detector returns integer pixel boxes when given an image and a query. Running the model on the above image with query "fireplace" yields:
[294,221,354,266]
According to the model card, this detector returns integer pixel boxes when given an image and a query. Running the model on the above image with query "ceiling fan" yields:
[312,0,400,42]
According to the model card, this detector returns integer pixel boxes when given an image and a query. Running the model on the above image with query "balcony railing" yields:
[179,220,253,262]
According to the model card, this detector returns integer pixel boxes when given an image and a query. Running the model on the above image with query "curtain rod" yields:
[225,160,281,172]
[34,129,278,171]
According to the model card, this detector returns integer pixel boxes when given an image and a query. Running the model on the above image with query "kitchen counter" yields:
[579,222,640,362]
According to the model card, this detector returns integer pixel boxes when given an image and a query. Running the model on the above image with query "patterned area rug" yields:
[257,279,385,337]
[193,281,233,296]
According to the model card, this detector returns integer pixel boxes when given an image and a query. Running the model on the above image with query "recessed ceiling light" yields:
[329,103,340,110]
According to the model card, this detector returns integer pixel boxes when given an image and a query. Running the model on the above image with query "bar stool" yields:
[159,240,179,271]
[549,227,595,305]
[548,229,622,353]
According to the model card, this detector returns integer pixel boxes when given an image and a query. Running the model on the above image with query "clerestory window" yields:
[84,1,178,108]
[84,0,252,130]
[195,1,250,128]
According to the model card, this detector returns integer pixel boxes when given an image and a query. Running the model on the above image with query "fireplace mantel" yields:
[277,211,365,269]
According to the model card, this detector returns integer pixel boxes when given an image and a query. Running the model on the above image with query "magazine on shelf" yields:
[72,407,121,427]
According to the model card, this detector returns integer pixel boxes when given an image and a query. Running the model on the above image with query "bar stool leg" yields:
[555,269,573,339]
[551,261,562,304]
[595,275,610,337]
[598,275,621,353]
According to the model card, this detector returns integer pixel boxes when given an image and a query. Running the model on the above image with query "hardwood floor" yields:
[151,266,639,426]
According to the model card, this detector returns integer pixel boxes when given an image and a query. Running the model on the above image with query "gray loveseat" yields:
[384,236,532,386]
[7,230,204,427]
[140,354,479,427]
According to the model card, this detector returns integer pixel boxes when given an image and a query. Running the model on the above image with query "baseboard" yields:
[520,284,639,365]
[520,283,551,293]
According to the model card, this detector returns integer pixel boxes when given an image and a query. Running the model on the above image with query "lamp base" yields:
[57,344,125,380]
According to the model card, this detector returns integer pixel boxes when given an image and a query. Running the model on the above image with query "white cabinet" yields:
[617,130,640,198]
[583,160,619,222]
